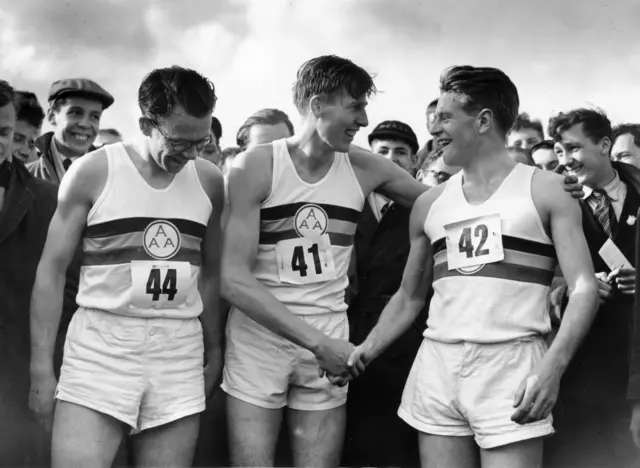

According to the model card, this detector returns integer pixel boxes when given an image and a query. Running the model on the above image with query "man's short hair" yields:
[530,139,556,155]
[236,108,294,150]
[510,113,544,139]
[0,80,15,109]
[613,123,640,147]
[293,55,377,113]
[439,65,519,137]
[211,116,222,142]
[15,91,45,128]
[548,108,612,144]
[138,66,217,119]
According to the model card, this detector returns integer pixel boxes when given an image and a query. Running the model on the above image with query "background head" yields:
[13,91,44,163]
[236,108,294,151]
[611,123,640,168]
[530,139,559,172]
[368,120,419,173]
[47,78,113,156]
[548,108,612,187]
[138,65,217,174]
[0,80,16,164]
[293,55,376,152]
[507,113,544,150]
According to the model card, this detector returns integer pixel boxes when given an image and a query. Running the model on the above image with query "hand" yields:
[630,403,640,448]
[614,267,636,295]
[595,272,614,306]
[511,360,561,425]
[203,347,223,399]
[347,343,373,377]
[559,169,584,199]
[314,337,355,380]
[29,371,58,432]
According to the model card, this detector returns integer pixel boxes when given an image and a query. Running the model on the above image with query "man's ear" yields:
[139,117,153,137]
[47,108,57,127]
[309,94,328,118]
[476,108,494,135]
[600,136,612,158]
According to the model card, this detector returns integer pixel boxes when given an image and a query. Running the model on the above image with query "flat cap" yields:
[48,78,114,109]
[368,120,419,154]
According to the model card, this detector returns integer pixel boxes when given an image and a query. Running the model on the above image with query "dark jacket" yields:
[27,132,96,184]
[0,161,57,464]
[562,162,640,403]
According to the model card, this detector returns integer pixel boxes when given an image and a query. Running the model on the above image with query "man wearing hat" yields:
[28,78,113,185]
[342,120,426,467]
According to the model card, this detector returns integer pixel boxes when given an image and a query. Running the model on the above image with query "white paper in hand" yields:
[598,238,632,271]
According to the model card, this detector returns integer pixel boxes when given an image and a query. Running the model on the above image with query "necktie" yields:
[0,159,11,189]
[592,189,617,237]
[380,202,390,217]
[63,158,73,171]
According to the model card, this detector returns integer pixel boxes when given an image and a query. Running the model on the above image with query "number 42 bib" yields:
[275,234,338,285]
[444,213,504,271]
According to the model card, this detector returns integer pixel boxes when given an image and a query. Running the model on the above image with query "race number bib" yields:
[130,260,192,309]
[275,234,337,285]
[444,213,504,271]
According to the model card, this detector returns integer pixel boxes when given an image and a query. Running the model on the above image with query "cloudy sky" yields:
[1,0,639,149]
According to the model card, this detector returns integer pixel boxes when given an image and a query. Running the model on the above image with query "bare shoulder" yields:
[59,147,109,205]
[227,144,273,203]
[193,157,224,199]
[531,168,576,211]
[412,182,446,221]
[348,144,386,170]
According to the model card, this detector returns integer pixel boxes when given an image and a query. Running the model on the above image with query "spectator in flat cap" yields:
[367,120,419,175]
[27,78,113,185]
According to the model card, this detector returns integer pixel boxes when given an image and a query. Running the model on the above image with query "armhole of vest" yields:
[190,161,213,212]
[526,166,553,244]
[261,141,280,206]
[87,144,115,223]
[345,152,365,207]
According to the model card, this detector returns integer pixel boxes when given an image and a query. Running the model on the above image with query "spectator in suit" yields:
[342,120,425,468]
[12,91,45,165]
[546,108,640,468]
[28,78,113,185]
[0,79,57,466]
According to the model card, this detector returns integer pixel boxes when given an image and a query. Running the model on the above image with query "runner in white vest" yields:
[29,66,225,468]
[347,65,599,468]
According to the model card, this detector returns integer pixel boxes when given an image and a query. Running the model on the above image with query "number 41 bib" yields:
[275,234,338,285]
[444,213,504,271]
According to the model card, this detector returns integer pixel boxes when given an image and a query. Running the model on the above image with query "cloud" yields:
[0,0,639,147]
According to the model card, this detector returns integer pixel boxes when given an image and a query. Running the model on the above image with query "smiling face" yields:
[49,96,104,156]
[612,133,640,168]
[430,92,482,167]
[316,87,369,153]
[531,148,559,172]
[555,122,612,187]
[371,138,415,173]
[12,119,40,163]
[143,105,212,175]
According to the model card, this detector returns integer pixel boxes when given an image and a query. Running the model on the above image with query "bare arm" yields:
[542,177,599,373]
[354,191,434,362]
[221,150,335,353]
[196,161,225,359]
[30,157,99,378]
[350,146,428,208]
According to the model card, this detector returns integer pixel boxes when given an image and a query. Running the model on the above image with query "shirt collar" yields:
[582,170,621,200]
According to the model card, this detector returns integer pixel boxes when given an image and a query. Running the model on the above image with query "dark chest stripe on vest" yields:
[432,261,554,286]
[85,217,206,239]
[260,202,361,223]
[259,230,353,247]
[431,235,556,258]
[82,246,201,266]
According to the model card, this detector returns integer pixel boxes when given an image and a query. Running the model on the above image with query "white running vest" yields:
[424,163,557,343]
[76,143,212,319]
[249,139,365,316]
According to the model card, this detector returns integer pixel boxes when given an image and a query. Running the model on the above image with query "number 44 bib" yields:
[130,260,192,309]
[275,234,337,285]
[444,213,504,271]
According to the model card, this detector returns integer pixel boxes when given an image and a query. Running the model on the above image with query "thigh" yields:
[132,414,200,468]
[418,432,479,468]
[227,394,283,467]
[287,405,346,468]
[480,438,542,468]
[52,400,125,468]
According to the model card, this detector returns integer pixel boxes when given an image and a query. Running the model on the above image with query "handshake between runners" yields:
[316,339,374,387]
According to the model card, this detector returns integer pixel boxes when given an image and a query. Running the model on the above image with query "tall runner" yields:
[29,66,225,468]
[347,66,599,468]
[220,55,427,467]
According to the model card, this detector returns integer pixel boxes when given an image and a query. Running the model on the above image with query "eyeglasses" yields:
[149,119,213,153]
